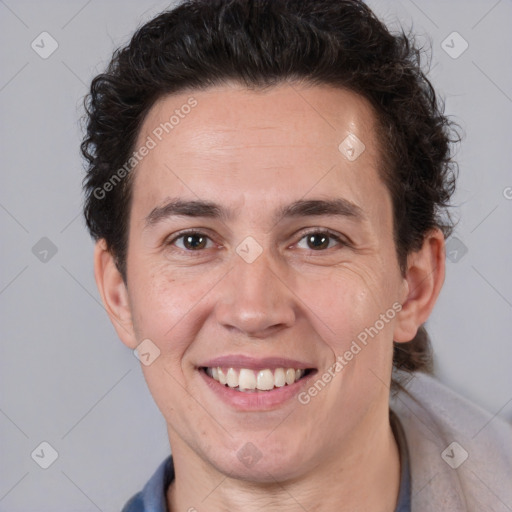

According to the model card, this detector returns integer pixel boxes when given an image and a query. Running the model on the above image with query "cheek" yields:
[299,263,400,379]
[127,254,240,371]
[127,260,206,354]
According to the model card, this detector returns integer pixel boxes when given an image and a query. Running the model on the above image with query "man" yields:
[81,1,512,510]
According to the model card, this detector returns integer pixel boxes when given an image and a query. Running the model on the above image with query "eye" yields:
[166,229,347,254]
[296,230,346,251]
[169,231,215,251]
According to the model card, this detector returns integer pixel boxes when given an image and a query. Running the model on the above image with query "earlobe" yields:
[93,239,138,349]
[393,229,446,343]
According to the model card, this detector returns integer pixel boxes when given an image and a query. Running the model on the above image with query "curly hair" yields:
[81,0,459,385]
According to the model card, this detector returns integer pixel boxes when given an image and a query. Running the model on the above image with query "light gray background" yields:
[1,0,511,510]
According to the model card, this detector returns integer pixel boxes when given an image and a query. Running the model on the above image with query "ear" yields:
[393,228,446,343]
[94,239,138,349]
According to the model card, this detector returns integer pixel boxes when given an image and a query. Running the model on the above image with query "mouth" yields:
[197,355,318,410]
[200,366,316,392]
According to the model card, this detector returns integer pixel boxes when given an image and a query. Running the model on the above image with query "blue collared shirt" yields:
[122,411,411,512]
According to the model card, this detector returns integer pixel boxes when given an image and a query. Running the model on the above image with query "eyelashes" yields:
[169,231,214,251]
[295,230,347,251]
[166,228,350,254]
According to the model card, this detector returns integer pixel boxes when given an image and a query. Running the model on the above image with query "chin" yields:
[207,443,313,484]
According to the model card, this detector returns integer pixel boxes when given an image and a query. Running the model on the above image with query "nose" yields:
[214,248,296,338]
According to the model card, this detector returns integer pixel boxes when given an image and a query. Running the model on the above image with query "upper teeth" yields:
[206,367,306,391]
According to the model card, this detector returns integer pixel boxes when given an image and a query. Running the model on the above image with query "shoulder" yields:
[391,371,512,512]
[120,455,174,512]
[121,492,144,512]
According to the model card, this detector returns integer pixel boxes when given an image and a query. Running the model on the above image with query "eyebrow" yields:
[144,197,365,229]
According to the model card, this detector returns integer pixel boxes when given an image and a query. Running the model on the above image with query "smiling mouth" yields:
[201,366,316,392]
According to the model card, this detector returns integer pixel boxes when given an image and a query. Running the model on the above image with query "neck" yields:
[166,409,401,512]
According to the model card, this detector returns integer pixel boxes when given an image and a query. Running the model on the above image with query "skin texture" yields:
[94,83,445,511]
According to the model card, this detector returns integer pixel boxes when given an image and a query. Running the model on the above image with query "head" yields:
[82,0,457,481]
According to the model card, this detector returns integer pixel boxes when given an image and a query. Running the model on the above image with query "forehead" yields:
[131,83,389,227]
[136,82,379,158]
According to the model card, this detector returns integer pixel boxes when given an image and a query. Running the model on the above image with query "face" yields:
[108,83,413,481]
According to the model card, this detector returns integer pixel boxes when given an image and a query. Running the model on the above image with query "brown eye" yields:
[307,233,330,250]
[296,230,345,251]
[183,233,207,250]
[171,232,212,251]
